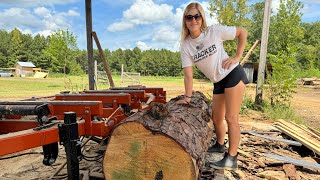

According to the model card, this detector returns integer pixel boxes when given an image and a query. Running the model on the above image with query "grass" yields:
[0,74,213,100]
[263,104,304,124]
[0,74,312,131]
[240,93,257,114]
[239,87,307,125]
[294,68,320,78]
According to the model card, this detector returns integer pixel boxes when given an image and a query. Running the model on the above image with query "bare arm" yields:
[222,27,248,69]
[183,66,193,103]
[235,27,248,60]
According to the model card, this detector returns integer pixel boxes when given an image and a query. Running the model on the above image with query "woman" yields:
[179,2,248,170]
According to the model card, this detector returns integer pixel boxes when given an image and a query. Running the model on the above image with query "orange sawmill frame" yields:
[0,87,166,157]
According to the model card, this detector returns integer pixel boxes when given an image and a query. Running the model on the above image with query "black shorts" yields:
[213,64,249,94]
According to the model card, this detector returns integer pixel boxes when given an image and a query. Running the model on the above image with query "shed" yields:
[15,62,36,77]
[242,62,273,83]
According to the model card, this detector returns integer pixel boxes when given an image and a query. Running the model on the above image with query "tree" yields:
[0,30,10,68]
[20,33,33,62]
[109,48,125,73]
[247,2,265,62]
[249,2,264,42]
[266,46,297,106]
[8,28,24,66]
[268,0,304,54]
[29,34,49,69]
[266,0,304,106]
[75,49,88,73]
[208,0,251,55]
[298,21,320,69]
[43,30,80,74]
[0,52,6,68]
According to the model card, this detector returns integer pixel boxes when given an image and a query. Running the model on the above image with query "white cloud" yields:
[172,41,181,52]
[172,7,184,29]
[123,0,173,24]
[107,0,174,32]
[136,41,151,51]
[0,6,80,39]
[152,26,180,43]
[0,0,77,7]
[41,12,72,30]
[271,0,281,13]
[0,8,42,29]
[65,9,80,16]
[107,21,135,32]
[35,30,53,37]
[19,28,33,35]
[106,0,219,51]
[34,7,50,16]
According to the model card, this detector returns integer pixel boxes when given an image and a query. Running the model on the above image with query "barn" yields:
[15,62,36,77]
[242,62,273,83]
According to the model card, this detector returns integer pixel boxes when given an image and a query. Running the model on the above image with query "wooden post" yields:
[94,60,97,90]
[255,0,272,106]
[92,32,115,88]
[86,0,94,90]
[240,40,260,65]
[121,64,124,83]
[94,60,97,83]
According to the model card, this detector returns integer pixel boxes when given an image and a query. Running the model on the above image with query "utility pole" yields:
[255,0,272,106]
[86,0,94,90]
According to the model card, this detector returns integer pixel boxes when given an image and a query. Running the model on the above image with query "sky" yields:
[0,0,319,52]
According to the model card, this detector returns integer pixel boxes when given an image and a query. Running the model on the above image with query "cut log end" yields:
[103,122,197,180]
[104,91,212,179]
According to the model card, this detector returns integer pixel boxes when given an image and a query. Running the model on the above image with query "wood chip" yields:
[283,164,300,180]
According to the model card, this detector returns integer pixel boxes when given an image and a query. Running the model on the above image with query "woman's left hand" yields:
[222,57,240,69]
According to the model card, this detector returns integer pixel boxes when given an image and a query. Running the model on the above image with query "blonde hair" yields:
[181,2,207,42]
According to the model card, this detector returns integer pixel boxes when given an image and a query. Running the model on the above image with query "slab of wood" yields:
[275,119,320,156]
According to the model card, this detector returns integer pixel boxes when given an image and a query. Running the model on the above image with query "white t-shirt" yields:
[180,25,238,83]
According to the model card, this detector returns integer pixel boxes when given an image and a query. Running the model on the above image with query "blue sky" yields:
[0,0,319,51]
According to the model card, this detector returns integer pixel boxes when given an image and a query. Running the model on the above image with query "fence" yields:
[97,71,109,85]
[121,65,140,86]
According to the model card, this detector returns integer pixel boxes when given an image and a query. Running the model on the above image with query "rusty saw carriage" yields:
[0,86,166,178]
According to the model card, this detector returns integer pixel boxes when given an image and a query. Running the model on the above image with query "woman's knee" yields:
[212,116,224,125]
[225,114,239,124]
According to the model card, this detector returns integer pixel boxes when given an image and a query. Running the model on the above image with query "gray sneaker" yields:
[207,141,226,153]
[210,152,238,170]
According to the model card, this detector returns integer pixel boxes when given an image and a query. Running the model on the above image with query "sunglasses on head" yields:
[185,14,202,22]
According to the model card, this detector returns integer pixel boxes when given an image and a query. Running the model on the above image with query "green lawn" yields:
[2,75,316,131]
[0,75,213,100]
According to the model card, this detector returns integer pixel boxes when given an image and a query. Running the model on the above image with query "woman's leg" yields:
[224,81,246,156]
[212,93,226,145]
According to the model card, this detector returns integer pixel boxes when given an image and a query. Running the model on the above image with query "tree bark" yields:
[103,91,213,180]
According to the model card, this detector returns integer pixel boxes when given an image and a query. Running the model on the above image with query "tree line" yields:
[0,29,182,76]
[0,0,319,79]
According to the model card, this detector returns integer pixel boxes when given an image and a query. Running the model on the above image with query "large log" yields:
[103,91,213,179]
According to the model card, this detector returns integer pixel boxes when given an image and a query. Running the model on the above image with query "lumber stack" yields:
[103,92,213,180]
[275,119,320,156]
[299,78,320,86]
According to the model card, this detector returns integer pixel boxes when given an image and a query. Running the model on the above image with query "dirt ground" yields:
[243,85,320,131]
[0,86,319,179]
[291,87,320,130]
